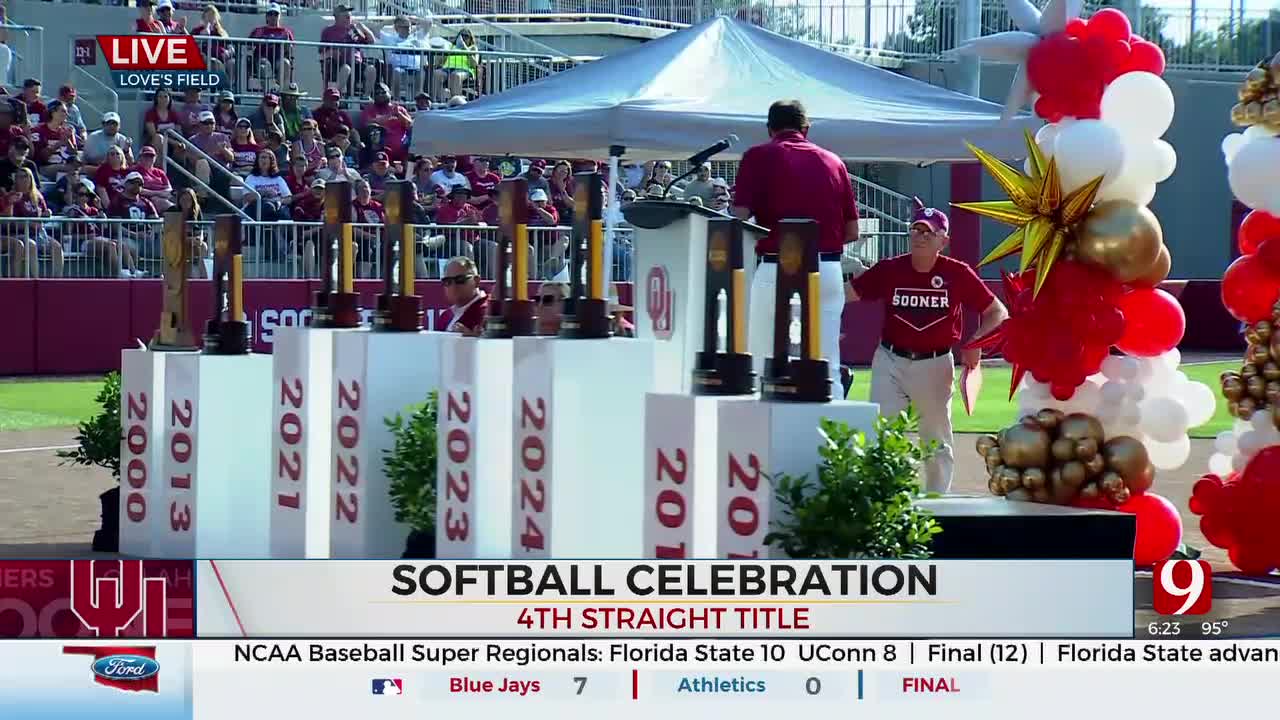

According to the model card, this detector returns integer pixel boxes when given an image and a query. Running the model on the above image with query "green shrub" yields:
[765,412,941,559]
[384,392,438,533]
[57,372,122,480]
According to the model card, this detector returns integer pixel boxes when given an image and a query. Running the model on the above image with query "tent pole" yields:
[605,144,626,289]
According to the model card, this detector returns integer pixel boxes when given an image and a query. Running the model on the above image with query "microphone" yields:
[686,134,738,167]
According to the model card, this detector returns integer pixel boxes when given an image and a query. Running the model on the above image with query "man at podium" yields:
[732,99,859,393]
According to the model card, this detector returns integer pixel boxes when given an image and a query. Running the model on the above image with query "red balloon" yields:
[1125,40,1166,76]
[1257,237,1280,273]
[1034,96,1064,123]
[1086,8,1133,42]
[1228,544,1278,576]
[1050,382,1076,401]
[1238,209,1280,255]
[1114,288,1185,356]
[1221,253,1280,322]
[1117,492,1182,567]
[1066,18,1088,37]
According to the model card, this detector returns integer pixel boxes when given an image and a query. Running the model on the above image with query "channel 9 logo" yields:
[1152,559,1213,615]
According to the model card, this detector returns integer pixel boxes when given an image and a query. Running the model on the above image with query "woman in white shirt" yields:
[242,148,292,222]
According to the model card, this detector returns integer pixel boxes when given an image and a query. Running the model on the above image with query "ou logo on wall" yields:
[646,265,674,340]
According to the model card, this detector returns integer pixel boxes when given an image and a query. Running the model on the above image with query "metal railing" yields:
[390,0,578,61]
[70,66,120,127]
[1,22,45,88]
[164,128,262,220]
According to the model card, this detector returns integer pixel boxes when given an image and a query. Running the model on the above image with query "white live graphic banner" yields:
[195,560,1133,637]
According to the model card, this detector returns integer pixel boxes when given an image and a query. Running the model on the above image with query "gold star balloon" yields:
[952,130,1105,297]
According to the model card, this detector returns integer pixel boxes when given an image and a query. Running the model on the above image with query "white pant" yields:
[748,260,845,393]
[870,346,955,493]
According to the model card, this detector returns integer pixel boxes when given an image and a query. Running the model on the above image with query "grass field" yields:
[0,362,1240,436]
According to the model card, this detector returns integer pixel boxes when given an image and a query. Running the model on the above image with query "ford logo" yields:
[91,655,160,682]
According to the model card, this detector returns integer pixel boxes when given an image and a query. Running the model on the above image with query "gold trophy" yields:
[313,180,361,328]
[373,180,423,331]
[150,205,197,350]
[558,172,612,339]
[484,178,538,338]
[761,219,831,402]
[692,217,755,395]
[203,215,250,355]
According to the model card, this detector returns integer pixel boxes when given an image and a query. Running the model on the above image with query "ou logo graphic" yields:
[646,265,674,340]
[70,560,169,637]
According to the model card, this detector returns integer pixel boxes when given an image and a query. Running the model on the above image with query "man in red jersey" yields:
[439,256,488,335]
[464,156,500,213]
[313,88,357,143]
[319,3,377,95]
[733,99,858,393]
[847,199,1008,493]
[248,3,295,91]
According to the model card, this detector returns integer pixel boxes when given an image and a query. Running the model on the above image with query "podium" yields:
[623,202,766,394]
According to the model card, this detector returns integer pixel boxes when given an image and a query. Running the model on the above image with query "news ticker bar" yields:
[2,639,1277,719]
[0,559,1133,638]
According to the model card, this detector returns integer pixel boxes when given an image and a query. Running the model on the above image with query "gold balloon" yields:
[1110,486,1132,505]
[1232,102,1251,125]
[1264,361,1280,381]
[1246,328,1262,347]
[1248,375,1268,399]
[1130,244,1171,288]
[1051,437,1077,462]
[976,434,998,456]
[1126,462,1156,495]
[1022,467,1047,490]
[1058,414,1105,444]
[1248,101,1265,124]
[997,466,1023,492]
[1100,471,1125,492]
[1264,99,1280,126]
[998,423,1052,468]
[1252,343,1272,365]
[1075,438,1099,461]
[1085,453,1106,477]
[1271,331,1280,361]
[1077,201,1164,283]
[986,448,1004,473]
[1229,399,1241,418]
[1240,396,1259,418]
[1258,320,1274,343]
[1035,408,1065,431]
[1031,487,1052,503]
[1080,482,1101,500]
[989,478,1004,495]
[1007,488,1033,502]
[1266,381,1280,405]
[1247,66,1270,91]
[1102,436,1150,480]
[1242,363,1260,380]
[1222,370,1242,384]
[1223,377,1246,402]
[1273,402,1280,430]
[1060,460,1089,489]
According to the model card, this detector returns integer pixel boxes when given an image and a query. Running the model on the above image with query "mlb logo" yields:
[372,678,403,695]
[1152,559,1213,615]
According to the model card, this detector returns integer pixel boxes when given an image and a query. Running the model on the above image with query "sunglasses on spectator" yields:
[442,273,475,286]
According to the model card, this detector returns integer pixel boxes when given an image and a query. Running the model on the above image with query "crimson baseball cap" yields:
[910,196,949,234]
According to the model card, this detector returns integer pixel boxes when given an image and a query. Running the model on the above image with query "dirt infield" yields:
[2,427,1278,637]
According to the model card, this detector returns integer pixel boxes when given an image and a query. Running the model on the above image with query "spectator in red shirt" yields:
[548,159,574,224]
[292,177,326,277]
[847,201,1007,493]
[0,103,27,157]
[464,156,500,212]
[3,166,61,277]
[350,178,384,270]
[190,5,233,81]
[248,3,294,92]
[228,118,262,176]
[32,100,78,179]
[20,79,45,126]
[186,111,234,188]
[439,256,488,335]
[733,99,858,394]
[312,88,358,143]
[143,87,182,161]
[249,93,286,140]
[284,153,313,197]
[154,1,186,34]
[93,145,131,206]
[213,90,239,134]
[63,179,133,278]
[358,83,402,130]
[292,118,325,173]
[434,185,480,225]
[134,0,165,34]
[526,188,559,226]
[319,3,377,97]
[108,171,162,263]
[132,145,174,212]
[363,151,393,198]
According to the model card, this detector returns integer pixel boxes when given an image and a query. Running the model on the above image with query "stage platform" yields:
[916,496,1136,560]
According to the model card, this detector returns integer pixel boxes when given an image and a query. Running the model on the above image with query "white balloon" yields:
[1054,120,1126,193]
[1101,72,1175,139]
[1233,451,1251,472]
[1146,434,1192,470]
[1101,355,1139,381]
[1214,430,1239,456]
[1126,381,1147,404]
[1235,417,1254,435]
[1252,407,1274,432]
[1179,381,1217,428]
[1115,404,1142,428]
[1063,381,1102,415]
[1228,137,1280,213]
[1139,395,1190,443]
[1163,349,1181,371]
[1237,429,1265,456]
[1150,140,1177,182]
[1023,157,1034,175]
[1035,122,1061,158]
[1100,380,1129,407]
[1209,452,1234,476]
[1223,133,1247,164]
[1244,124,1278,140]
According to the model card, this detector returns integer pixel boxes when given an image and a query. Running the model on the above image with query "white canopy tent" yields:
[410,16,1037,163]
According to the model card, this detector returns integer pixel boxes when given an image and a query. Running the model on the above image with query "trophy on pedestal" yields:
[150,206,198,351]
[691,217,756,395]
[373,180,423,331]
[203,215,251,355]
[484,177,537,338]
[559,171,612,339]
[313,180,361,328]
[761,219,831,402]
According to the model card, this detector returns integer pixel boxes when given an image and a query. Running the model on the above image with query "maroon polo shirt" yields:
[733,129,858,254]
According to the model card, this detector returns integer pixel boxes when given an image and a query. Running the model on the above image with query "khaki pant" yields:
[870,346,956,493]
[748,260,845,392]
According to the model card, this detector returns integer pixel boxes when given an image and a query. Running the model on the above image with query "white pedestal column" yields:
[716,399,880,558]
[119,349,194,557]
[509,337,657,558]
[330,330,444,558]
[269,327,358,558]
[436,335,515,559]
[156,353,273,558]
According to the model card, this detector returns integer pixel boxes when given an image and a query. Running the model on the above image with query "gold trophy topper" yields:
[708,232,730,273]
[151,207,197,350]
